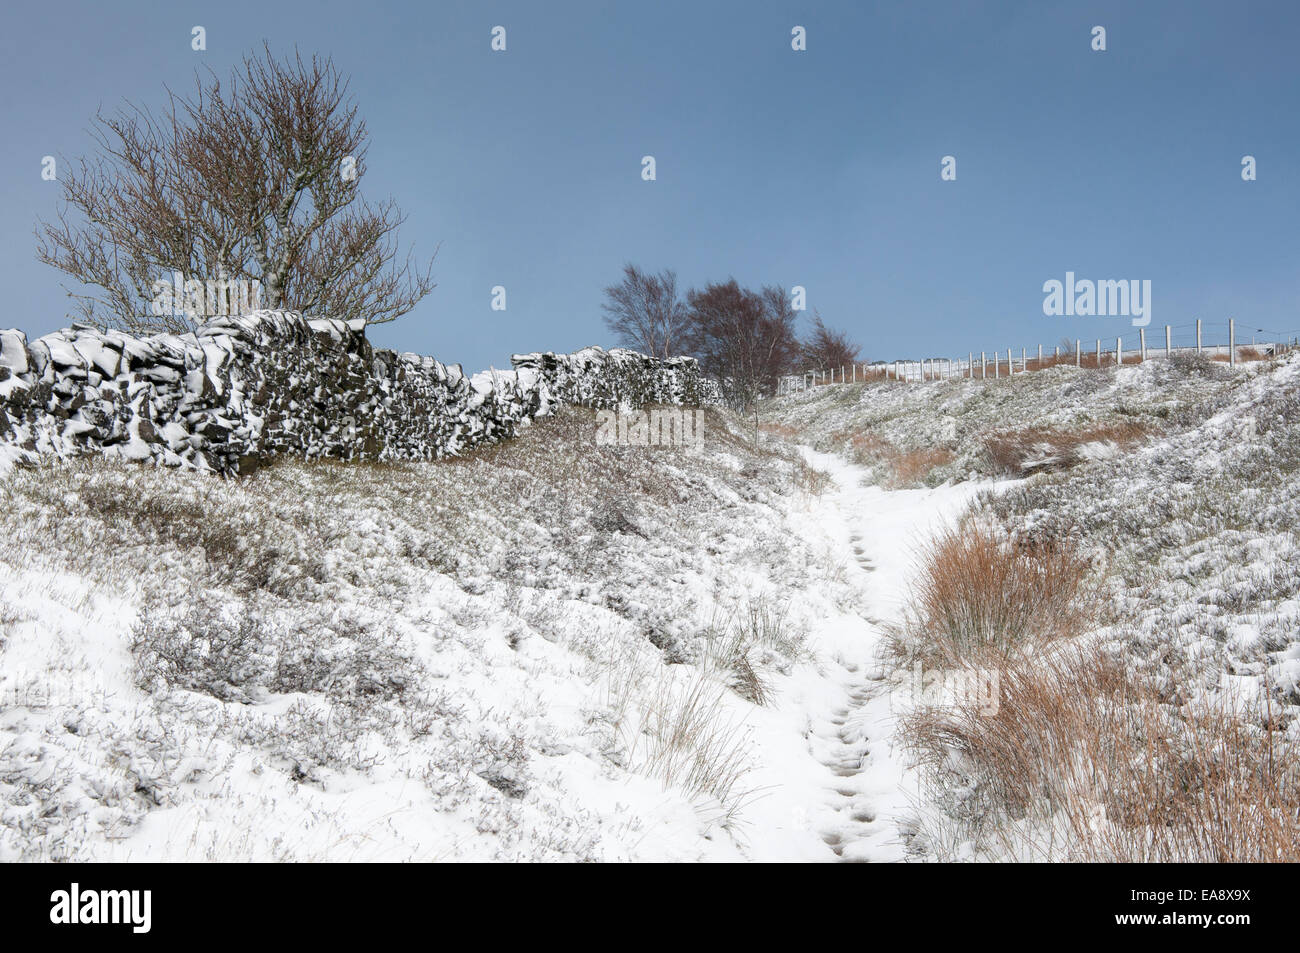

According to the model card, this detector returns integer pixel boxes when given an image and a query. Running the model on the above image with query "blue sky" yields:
[2,0,1297,370]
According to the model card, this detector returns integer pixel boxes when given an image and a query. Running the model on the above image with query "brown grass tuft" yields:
[1212,347,1269,363]
[891,448,956,488]
[903,644,1300,861]
[897,514,1300,862]
[898,523,1094,662]
[758,422,801,439]
[832,428,954,487]
[982,421,1152,476]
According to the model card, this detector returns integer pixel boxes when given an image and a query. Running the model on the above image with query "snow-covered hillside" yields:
[762,352,1300,861]
[4,351,1297,862]
[0,405,976,861]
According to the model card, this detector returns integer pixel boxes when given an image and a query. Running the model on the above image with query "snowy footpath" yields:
[739,449,985,862]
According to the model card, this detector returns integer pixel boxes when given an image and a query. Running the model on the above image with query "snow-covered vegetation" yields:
[4,348,1297,862]
[763,351,1300,861]
[767,352,1247,487]
[0,406,872,860]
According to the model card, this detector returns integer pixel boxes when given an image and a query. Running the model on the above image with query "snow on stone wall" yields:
[0,310,714,475]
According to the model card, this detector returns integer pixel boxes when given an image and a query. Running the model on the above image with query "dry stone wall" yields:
[0,310,714,475]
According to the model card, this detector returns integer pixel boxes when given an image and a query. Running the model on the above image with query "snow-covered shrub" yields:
[1168,350,1223,378]
[0,392,844,859]
[132,598,413,704]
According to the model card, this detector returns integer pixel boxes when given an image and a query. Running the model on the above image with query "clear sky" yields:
[2,0,1297,371]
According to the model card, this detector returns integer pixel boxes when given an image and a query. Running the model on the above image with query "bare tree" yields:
[801,310,861,372]
[36,44,435,333]
[599,264,687,358]
[684,279,801,413]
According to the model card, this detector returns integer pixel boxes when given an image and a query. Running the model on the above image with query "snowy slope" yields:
[6,352,1294,862]
[766,352,1300,861]
[0,404,974,861]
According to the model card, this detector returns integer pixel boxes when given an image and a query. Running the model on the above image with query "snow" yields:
[4,351,1297,862]
[0,409,877,859]
[735,449,988,861]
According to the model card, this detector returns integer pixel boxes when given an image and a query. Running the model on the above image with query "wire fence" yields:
[779,319,1300,394]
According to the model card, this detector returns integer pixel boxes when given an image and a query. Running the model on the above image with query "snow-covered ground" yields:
[737,448,985,861]
[5,351,1297,862]
[764,351,1300,861]
[0,404,980,861]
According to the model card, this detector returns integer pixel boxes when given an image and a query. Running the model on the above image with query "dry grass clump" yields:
[891,448,955,488]
[903,643,1300,861]
[1212,346,1271,363]
[602,653,754,828]
[896,523,1094,662]
[897,514,1300,862]
[702,598,808,706]
[0,601,21,651]
[982,421,1152,476]
[834,428,954,487]
[636,673,752,821]
[842,430,892,460]
[758,422,801,440]
[793,458,833,496]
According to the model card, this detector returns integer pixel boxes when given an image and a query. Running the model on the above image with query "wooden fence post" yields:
[1196,319,1202,355]
[1096,339,1102,367]
[1117,336,1123,366]
[1140,328,1146,362]
[1165,325,1172,357]
[1076,339,1081,367]
[1229,318,1236,365]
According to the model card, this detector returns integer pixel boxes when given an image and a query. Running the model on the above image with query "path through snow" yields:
[741,449,986,862]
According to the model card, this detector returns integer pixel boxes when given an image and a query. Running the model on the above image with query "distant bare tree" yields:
[801,310,861,372]
[599,264,687,358]
[684,279,800,412]
[36,44,435,333]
